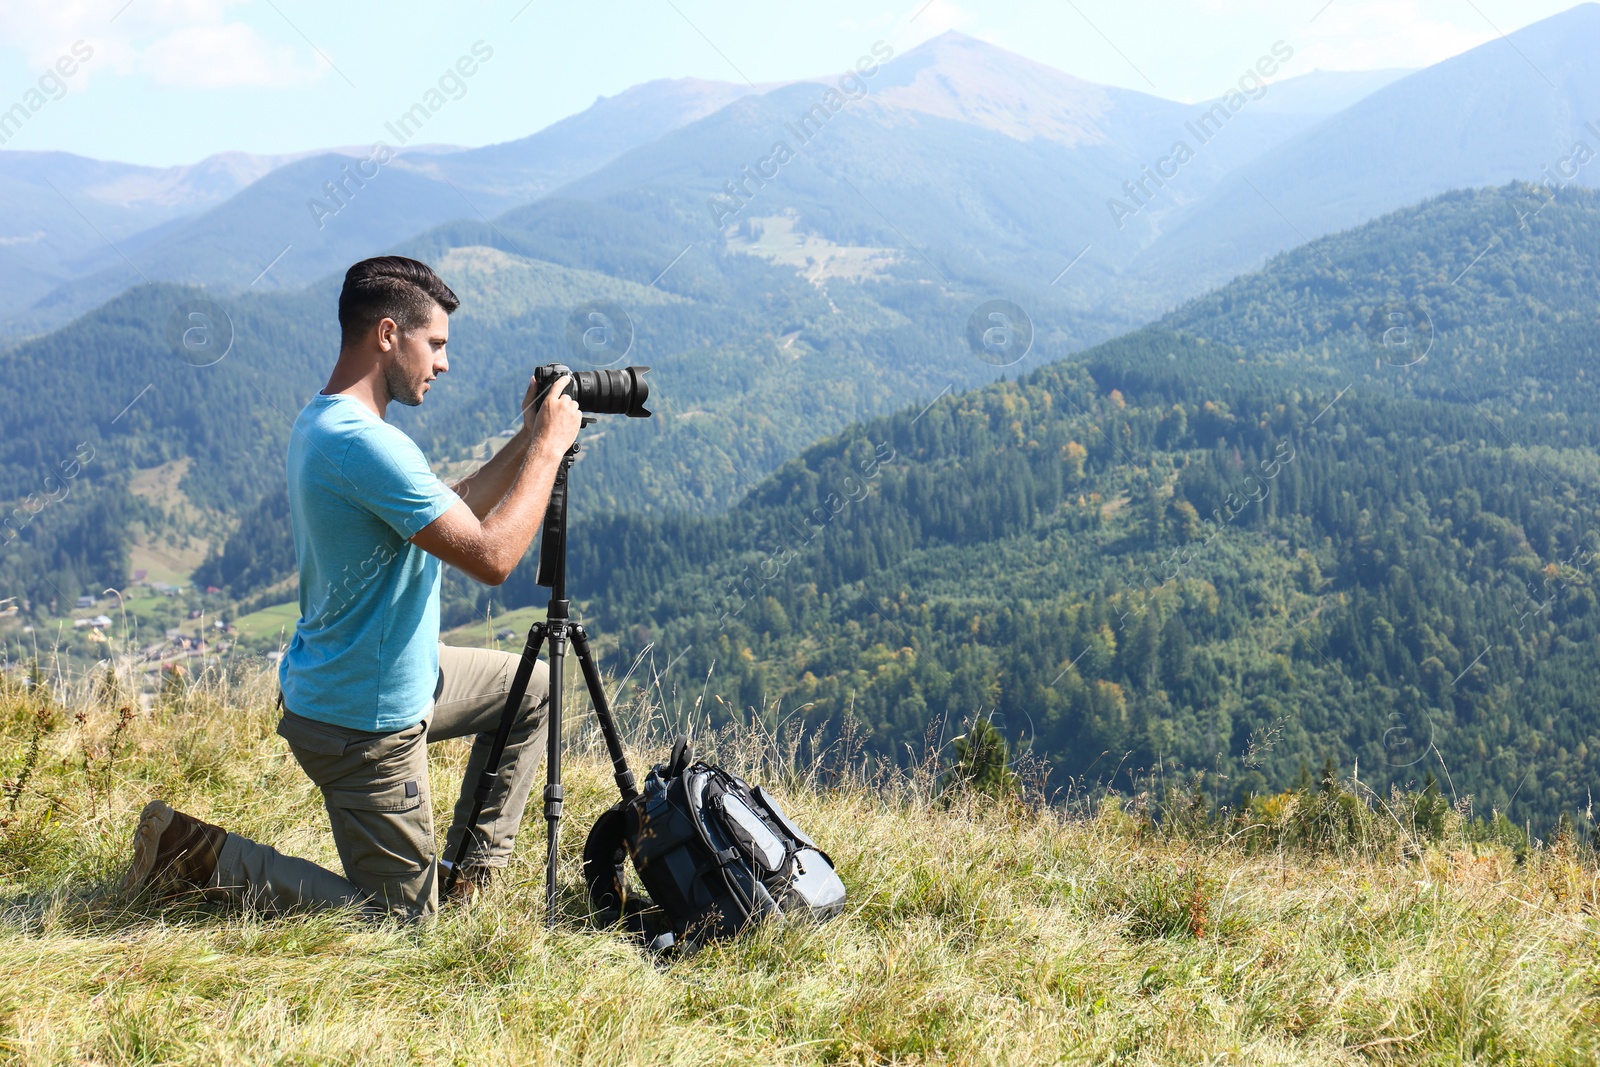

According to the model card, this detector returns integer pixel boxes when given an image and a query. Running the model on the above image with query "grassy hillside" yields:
[3,666,1600,1064]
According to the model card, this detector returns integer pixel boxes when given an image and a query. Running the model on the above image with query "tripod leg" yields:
[544,610,569,924]
[570,625,637,801]
[443,621,548,896]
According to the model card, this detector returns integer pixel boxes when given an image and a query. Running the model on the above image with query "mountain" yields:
[0,199,1087,617]
[0,148,317,311]
[8,5,1590,602]
[1130,3,1600,298]
[1241,68,1414,115]
[0,147,314,220]
[0,79,762,343]
[2,30,1443,352]
[10,152,501,330]
[5,32,1381,345]
[538,184,1600,833]
[477,30,1522,339]
[559,31,1312,302]
[10,16,1599,635]
[407,77,767,204]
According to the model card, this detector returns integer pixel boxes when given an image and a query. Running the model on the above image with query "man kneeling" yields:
[122,256,582,920]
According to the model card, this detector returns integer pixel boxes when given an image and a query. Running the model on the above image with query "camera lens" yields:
[572,367,651,418]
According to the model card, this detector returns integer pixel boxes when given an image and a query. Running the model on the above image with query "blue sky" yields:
[0,0,1588,167]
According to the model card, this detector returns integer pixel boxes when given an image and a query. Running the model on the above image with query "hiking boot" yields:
[443,863,493,910]
[122,800,227,900]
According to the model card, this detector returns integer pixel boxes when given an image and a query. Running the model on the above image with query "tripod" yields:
[441,422,638,922]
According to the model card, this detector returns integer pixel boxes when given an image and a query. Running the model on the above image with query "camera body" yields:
[534,363,652,418]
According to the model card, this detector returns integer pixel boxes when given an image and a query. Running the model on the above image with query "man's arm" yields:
[452,426,532,520]
[450,375,546,519]
[411,374,582,585]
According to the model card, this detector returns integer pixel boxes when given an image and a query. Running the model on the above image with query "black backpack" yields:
[583,737,847,950]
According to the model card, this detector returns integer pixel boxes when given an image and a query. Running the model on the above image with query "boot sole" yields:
[121,799,177,898]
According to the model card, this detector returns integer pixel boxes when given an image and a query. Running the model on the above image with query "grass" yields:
[3,664,1600,1065]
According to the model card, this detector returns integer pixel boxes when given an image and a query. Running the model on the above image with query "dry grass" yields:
[3,662,1600,1065]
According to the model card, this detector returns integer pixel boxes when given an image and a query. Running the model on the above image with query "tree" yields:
[946,716,1018,798]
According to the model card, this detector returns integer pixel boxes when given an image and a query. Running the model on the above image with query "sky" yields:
[0,0,1590,167]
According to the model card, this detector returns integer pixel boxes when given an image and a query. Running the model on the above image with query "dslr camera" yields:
[534,363,652,418]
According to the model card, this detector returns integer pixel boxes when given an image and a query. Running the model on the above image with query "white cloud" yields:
[139,22,321,87]
[0,1,109,70]
[0,0,324,89]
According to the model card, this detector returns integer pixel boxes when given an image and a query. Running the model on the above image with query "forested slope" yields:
[555,184,1600,831]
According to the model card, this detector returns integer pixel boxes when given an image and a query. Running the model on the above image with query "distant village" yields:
[0,568,279,701]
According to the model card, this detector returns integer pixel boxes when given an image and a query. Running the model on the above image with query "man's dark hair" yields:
[338,256,459,348]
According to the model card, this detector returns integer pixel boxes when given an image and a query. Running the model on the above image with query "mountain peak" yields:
[869,30,1155,147]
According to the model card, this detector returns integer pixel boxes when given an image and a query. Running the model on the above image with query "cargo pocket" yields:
[323,778,433,879]
[347,718,427,765]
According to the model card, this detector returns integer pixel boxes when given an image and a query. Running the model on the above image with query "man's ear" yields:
[376,317,399,352]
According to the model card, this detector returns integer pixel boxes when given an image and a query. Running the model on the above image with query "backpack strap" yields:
[667,735,693,778]
[583,800,678,951]
[582,803,642,927]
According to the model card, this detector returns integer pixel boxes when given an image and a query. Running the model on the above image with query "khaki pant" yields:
[209,643,549,921]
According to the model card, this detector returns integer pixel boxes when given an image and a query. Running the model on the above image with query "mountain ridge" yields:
[1,25,1441,343]
[1128,1,1600,296]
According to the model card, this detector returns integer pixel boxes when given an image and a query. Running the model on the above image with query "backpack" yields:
[582,737,847,951]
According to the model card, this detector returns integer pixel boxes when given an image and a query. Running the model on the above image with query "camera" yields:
[533,363,652,418]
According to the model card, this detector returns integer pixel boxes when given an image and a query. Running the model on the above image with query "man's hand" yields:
[525,373,583,456]
[520,375,543,432]
[411,373,582,586]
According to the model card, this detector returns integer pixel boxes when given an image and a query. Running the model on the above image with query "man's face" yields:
[381,303,449,407]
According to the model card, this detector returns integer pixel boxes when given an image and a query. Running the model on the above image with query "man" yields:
[121,256,582,920]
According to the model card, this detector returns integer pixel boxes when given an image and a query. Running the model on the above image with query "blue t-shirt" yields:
[278,393,459,731]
